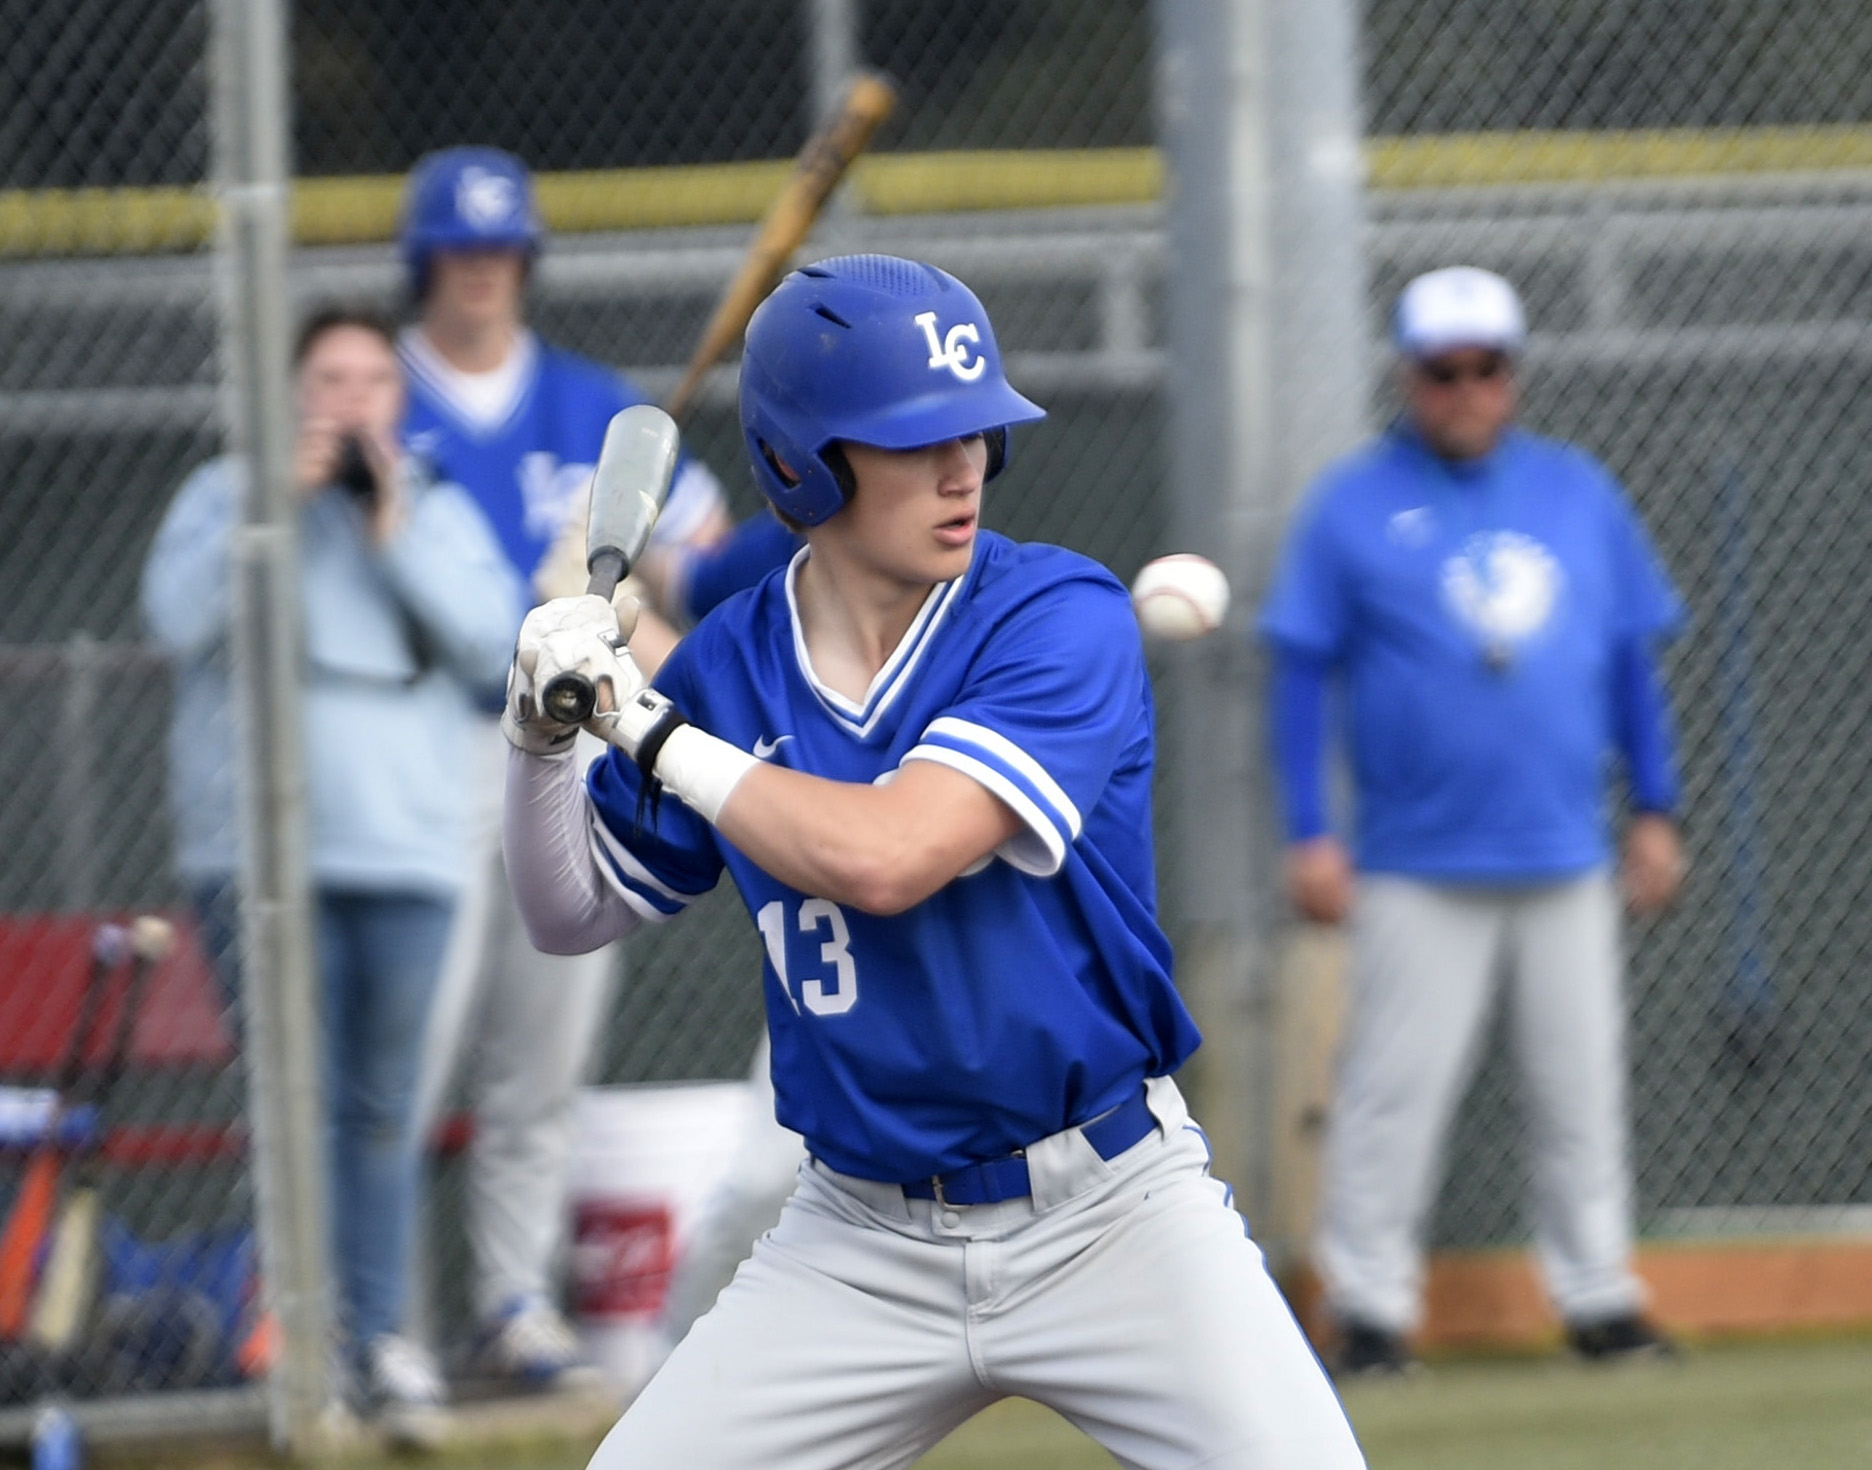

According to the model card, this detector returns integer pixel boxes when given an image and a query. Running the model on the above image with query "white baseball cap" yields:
[1392,266,1526,359]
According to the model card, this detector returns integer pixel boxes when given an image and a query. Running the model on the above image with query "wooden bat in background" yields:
[29,915,176,1353]
[528,74,894,610]
[0,922,128,1340]
[1267,924,1350,1285]
[663,71,898,421]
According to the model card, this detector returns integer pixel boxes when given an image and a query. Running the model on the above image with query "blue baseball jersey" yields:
[400,331,719,586]
[1259,423,1684,880]
[585,532,1202,1182]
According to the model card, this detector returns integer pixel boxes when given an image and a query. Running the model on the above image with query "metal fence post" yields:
[807,0,860,127]
[1155,0,1368,1267]
[54,633,101,912]
[207,0,333,1452]
[1255,0,1370,1276]
[1154,0,1279,1225]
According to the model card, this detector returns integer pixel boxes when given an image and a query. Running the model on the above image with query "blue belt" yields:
[901,1086,1157,1207]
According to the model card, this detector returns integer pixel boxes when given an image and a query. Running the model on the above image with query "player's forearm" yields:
[504,745,641,952]
[600,690,1015,912]
[703,764,932,910]
[711,764,972,914]
[642,723,1003,913]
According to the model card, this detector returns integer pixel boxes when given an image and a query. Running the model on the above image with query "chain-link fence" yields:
[0,0,266,1441]
[3,0,1871,1447]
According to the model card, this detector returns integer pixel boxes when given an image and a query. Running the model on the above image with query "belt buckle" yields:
[927,1146,1023,1209]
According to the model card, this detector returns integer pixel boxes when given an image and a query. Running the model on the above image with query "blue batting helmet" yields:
[738,254,1046,526]
[399,147,542,297]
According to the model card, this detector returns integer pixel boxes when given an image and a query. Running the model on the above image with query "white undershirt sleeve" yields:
[503,745,642,954]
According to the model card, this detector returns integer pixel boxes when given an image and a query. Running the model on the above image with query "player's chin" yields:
[927,522,977,576]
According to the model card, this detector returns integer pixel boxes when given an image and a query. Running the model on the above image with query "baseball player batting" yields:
[502,255,1366,1468]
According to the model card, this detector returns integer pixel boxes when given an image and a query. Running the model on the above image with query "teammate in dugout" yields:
[394,146,795,1388]
[502,255,1366,1468]
[1260,267,1685,1377]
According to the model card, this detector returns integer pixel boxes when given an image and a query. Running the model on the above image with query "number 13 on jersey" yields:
[757,898,860,1016]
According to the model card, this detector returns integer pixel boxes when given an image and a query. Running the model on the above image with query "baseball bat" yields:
[527,74,894,616]
[538,405,682,726]
[1267,924,1349,1279]
[28,916,175,1352]
[662,70,898,422]
[0,922,128,1340]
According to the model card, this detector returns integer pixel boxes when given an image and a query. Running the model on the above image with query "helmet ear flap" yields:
[757,439,796,488]
[822,443,858,504]
[983,427,1008,481]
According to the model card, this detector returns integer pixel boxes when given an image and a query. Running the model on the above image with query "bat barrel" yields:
[664,70,897,423]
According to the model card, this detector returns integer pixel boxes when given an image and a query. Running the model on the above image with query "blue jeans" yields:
[194,883,454,1345]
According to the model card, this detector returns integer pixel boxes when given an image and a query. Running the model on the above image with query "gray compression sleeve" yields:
[502,745,642,954]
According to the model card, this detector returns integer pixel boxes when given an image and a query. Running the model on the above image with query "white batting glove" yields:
[502,594,646,757]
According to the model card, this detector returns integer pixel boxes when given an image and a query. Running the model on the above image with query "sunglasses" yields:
[1417,353,1512,386]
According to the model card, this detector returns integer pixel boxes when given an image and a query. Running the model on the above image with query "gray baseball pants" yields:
[1316,869,1647,1333]
[655,1033,805,1352]
[593,1078,1366,1470]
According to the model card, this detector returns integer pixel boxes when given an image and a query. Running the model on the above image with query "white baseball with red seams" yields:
[1130,553,1231,641]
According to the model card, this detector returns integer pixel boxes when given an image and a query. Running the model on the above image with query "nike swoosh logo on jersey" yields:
[753,735,794,759]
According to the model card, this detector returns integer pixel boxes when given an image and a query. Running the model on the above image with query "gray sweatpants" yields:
[1316,870,1646,1333]
[414,718,620,1322]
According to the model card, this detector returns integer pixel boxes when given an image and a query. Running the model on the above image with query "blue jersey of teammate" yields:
[583,531,1202,1182]
[399,329,721,587]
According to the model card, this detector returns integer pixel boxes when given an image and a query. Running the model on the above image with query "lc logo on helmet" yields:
[456,166,521,231]
[914,310,986,382]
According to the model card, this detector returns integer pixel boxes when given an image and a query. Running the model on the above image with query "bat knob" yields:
[92,924,131,967]
[540,673,596,727]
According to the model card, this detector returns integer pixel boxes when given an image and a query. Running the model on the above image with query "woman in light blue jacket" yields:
[141,304,521,1443]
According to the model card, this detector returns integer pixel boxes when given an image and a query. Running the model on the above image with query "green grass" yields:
[119,1333,1872,1470]
[1334,1335,1872,1470]
[916,1335,1872,1470]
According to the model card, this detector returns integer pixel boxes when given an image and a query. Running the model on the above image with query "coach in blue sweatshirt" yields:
[1259,267,1685,1378]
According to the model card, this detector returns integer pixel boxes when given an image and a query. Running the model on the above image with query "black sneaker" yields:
[1331,1321,1418,1380]
[1566,1313,1678,1363]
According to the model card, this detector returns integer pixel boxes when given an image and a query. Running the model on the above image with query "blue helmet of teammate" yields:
[399,147,542,298]
[739,254,1046,526]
